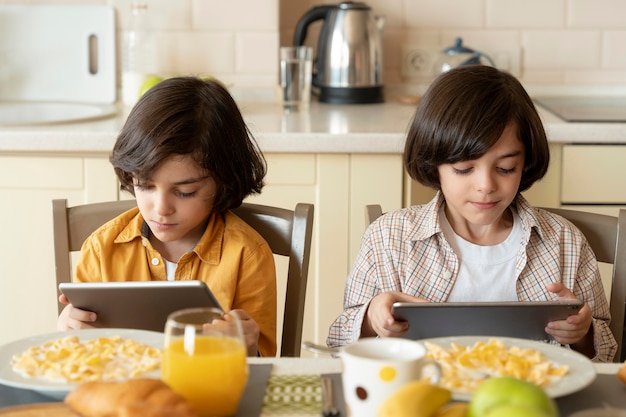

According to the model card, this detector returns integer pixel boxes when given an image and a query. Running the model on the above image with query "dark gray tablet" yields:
[59,280,223,332]
[391,300,583,341]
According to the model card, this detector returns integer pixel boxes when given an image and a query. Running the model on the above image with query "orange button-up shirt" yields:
[74,207,277,357]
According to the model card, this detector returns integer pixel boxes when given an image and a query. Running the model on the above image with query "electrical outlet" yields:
[401,45,522,79]
[401,46,440,79]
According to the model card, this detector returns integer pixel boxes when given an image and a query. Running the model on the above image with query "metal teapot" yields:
[433,37,495,74]
[293,1,385,104]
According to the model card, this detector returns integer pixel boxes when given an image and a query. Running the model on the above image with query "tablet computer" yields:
[59,280,223,332]
[391,300,583,341]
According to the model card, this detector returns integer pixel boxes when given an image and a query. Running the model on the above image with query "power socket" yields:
[401,46,440,79]
[401,45,522,80]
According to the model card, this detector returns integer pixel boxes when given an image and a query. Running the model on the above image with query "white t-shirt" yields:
[165,260,177,281]
[440,205,521,302]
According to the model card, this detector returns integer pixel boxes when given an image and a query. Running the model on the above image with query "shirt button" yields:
[151,258,159,266]
[443,271,452,280]
[142,239,148,247]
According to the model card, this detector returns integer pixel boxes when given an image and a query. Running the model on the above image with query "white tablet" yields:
[391,300,583,341]
[59,280,223,332]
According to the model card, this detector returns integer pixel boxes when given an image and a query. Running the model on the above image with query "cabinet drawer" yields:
[562,145,626,204]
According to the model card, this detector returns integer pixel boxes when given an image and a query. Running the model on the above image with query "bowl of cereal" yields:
[422,336,596,401]
[0,328,162,399]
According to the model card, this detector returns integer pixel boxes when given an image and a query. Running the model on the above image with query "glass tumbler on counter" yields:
[161,307,249,417]
[280,46,313,110]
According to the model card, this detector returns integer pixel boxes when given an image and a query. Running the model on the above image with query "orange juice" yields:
[161,335,248,417]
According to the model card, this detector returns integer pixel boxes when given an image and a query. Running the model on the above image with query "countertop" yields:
[2,100,626,154]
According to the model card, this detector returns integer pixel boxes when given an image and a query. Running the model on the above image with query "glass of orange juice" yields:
[161,307,248,417]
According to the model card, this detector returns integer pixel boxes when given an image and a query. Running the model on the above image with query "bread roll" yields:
[65,378,197,417]
[617,362,626,385]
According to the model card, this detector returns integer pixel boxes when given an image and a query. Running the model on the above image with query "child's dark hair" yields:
[110,76,266,213]
[403,65,549,192]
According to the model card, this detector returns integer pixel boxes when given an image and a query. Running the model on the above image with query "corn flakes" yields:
[11,335,161,384]
[425,338,569,392]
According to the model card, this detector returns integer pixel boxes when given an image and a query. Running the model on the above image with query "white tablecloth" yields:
[251,356,619,375]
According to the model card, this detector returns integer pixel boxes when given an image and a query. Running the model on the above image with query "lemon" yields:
[377,381,452,417]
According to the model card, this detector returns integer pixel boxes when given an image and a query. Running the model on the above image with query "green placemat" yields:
[263,374,322,415]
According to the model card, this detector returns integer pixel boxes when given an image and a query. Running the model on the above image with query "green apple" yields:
[467,377,558,417]
[484,404,552,417]
[138,74,164,98]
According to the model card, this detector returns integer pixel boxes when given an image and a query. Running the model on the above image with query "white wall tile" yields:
[404,0,484,28]
[568,0,626,28]
[159,32,235,75]
[401,29,442,46]
[18,0,626,88]
[440,30,521,51]
[603,31,626,69]
[563,70,626,84]
[112,0,192,30]
[236,32,279,74]
[522,70,565,84]
[486,0,565,28]
[523,30,601,70]
[192,0,278,31]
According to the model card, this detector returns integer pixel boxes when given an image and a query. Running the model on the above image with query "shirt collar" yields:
[409,191,540,242]
[114,208,225,265]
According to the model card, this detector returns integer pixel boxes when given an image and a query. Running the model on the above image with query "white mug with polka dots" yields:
[340,337,441,417]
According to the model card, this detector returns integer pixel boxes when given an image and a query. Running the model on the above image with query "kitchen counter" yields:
[2,100,626,154]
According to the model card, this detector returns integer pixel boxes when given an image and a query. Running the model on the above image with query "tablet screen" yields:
[59,281,223,332]
[391,300,583,341]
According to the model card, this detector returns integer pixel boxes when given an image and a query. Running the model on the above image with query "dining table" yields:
[0,357,624,416]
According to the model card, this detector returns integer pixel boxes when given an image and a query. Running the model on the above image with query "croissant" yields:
[64,378,198,417]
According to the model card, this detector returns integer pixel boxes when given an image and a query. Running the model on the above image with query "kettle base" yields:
[318,85,384,104]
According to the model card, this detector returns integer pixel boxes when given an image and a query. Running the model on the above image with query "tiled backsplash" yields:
[7,0,626,97]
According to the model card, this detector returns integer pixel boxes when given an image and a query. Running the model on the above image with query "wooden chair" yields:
[52,198,314,357]
[365,204,384,226]
[365,203,626,362]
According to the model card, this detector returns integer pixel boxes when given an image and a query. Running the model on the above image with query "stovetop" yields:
[533,96,626,122]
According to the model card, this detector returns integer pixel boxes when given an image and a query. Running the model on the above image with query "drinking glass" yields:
[161,307,248,417]
[280,46,312,110]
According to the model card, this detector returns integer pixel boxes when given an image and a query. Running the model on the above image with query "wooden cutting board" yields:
[0,403,78,417]
[0,5,116,103]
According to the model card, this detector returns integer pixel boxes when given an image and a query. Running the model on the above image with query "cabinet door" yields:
[522,143,562,208]
[243,153,318,355]
[562,145,626,204]
[0,154,117,346]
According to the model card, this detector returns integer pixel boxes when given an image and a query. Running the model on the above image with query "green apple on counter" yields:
[468,377,558,417]
[138,74,164,98]
[138,74,222,99]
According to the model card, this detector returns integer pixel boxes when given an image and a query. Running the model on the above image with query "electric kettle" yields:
[293,1,385,104]
[433,37,495,74]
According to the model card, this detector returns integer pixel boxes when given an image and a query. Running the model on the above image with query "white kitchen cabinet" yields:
[521,144,562,209]
[0,153,118,346]
[561,145,626,205]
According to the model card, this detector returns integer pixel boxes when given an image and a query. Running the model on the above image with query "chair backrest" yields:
[539,207,626,362]
[365,204,384,227]
[52,199,314,357]
[364,203,626,362]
